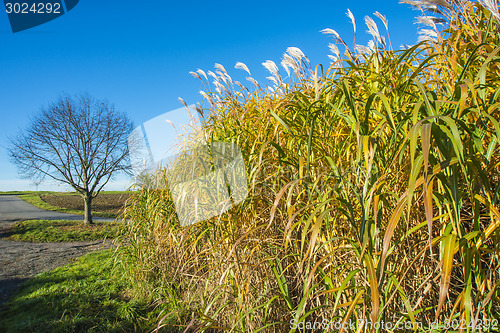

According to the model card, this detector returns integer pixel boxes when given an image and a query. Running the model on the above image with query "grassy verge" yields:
[0,191,42,195]
[7,220,120,242]
[0,249,160,333]
[0,191,131,195]
[17,193,118,218]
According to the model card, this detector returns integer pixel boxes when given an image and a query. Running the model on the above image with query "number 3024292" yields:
[5,2,61,14]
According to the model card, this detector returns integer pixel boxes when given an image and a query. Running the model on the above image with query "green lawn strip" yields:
[0,191,132,195]
[17,193,117,218]
[7,220,120,242]
[0,250,160,333]
[0,191,44,195]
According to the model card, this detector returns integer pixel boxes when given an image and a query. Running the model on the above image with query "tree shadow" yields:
[0,226,15,239]
[0,277,29,308]
[0,278,154,333]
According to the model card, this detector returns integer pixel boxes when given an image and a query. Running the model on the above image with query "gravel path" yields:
[0,195,116,307]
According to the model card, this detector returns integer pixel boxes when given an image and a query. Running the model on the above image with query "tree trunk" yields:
[83,192,93,224]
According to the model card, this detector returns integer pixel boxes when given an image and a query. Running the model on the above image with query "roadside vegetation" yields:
[0,191,37,195]
[6,219,120,242]
[14,191,132,218]
[0,250,160,333]
[116,1,500,332]
[0,195,134,332]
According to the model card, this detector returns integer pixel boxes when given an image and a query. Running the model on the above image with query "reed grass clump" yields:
[118,1,500,331]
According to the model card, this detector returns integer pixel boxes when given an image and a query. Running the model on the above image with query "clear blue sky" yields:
[0,0,422,191]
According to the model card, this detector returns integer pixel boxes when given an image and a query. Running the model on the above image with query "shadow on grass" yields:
[0,250,161,333]
[0,226,15,239]
[0,274,87,309]
[0,277,29,309]
[0,290,147,333]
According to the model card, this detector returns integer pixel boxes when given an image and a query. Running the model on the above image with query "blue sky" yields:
[0,0,422,191]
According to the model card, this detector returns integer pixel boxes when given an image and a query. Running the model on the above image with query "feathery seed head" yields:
[354,44,373,56]
[415,15,445,29]
[215,70,227,84]
[399,0,423,9]
[367,40,376,51]
[178,97,188,108]
[374,11,388,31]
[262,60,280,79]
[281,53,299,77]
[321,28,340,39]
[320,28,347,46]
[235,62,252,76]
[425,0,453,10]
[246,77,260,89]
[207,71,218,81]
[365,16,382,44]
[266,76,278,86]
[417,28,439,42]
[196,69,207,81]
[214,63,228,74]
[189,71,202,81]
[479,0,500,21]
[328,43,340,58]
[199,90,213,106]
[286,47,306,61]
[234,81,248,92]
[328,54,338,62]
[346,9,356,33]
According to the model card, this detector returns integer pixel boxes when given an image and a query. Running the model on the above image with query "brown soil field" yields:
[40,193,134,215]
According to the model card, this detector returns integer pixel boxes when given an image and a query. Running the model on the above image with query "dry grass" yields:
[117,1,500,332]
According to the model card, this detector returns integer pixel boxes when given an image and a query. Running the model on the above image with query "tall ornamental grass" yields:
[117,1,500,331]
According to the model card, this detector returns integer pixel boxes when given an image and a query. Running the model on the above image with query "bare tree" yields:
[9,94,133,224]
[31,174,45,192]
